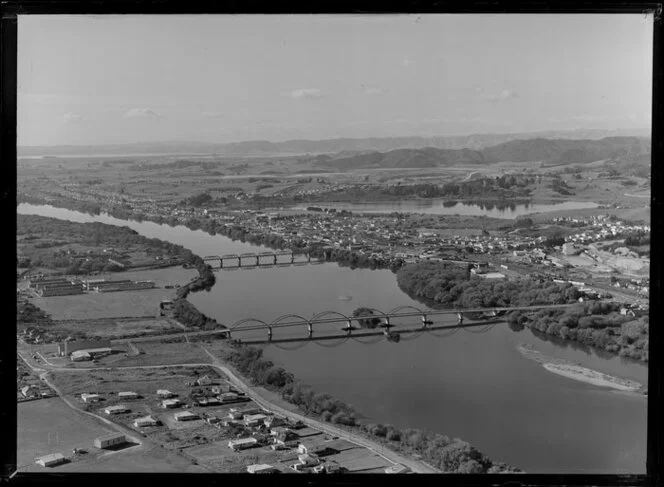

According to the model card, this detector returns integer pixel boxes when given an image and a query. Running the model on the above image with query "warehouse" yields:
[35,453,67,467]
[59,339,112,357]
[94,433,127,449]
[162,398,181,409]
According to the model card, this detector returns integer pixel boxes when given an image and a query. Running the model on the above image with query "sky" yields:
[17,14,653,146]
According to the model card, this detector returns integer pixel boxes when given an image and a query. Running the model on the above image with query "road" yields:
[17,348,439,474]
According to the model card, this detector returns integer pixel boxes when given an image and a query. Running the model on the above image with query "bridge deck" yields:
[239,320,503,345]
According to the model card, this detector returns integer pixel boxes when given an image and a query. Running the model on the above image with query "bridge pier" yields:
[345,319,353,336]
[267,326,273,342]
[273,255,277,265]
[421,314,433,328]
[307,323,313,339]
[291,254,295,264]
[307,253,311,262]
[457,313,464,325]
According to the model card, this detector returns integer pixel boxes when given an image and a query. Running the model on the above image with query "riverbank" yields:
[517,345,645,394]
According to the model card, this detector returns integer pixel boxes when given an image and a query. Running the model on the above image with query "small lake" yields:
[296,200,599,219]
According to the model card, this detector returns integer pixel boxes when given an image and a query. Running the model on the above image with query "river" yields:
[17,203,647,473]
[295,200,599,218]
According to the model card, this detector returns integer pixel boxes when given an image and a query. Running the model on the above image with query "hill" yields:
[311,136,650,170]
[18,128,649,158]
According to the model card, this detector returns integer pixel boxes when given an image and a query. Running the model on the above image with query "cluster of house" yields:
[563,218,650,245]
[612,277,649,296]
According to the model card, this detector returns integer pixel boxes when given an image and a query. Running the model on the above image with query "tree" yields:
[352,307,382,329]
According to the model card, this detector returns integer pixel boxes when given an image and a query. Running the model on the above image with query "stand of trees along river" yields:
[396,262,648,362]
[219,342,518,473]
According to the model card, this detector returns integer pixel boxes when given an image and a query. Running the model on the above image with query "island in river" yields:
[517,344,645,393]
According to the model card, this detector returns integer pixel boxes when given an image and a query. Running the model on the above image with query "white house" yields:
[228,437,258,451]
[157,389,176,398]
[81,393,100,403]
[118,391,139,400]
[246,464,278,474]
[104,405,130,415]
[174,411,200,422]
[35,453,66,467]
[134,416,159,428]
[162,398,181,409]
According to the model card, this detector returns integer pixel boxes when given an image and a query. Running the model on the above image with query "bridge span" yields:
[220,303,576,343]
[203,251,324,269]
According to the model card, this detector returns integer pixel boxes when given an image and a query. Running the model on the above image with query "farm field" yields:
[17,397,116,470]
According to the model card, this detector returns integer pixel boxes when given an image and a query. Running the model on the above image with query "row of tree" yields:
[219,342,518,473]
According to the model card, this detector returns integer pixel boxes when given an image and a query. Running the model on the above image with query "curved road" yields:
[19,348,439,474]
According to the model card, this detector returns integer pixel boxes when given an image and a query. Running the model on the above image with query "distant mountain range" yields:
[18,128,650,158]
[312,136,651,170]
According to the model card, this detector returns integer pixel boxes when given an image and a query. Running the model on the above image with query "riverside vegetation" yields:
[396,261,648,362]
[218,342,519,473]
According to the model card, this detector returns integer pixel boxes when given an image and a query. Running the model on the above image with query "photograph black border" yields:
[2,2,661,486]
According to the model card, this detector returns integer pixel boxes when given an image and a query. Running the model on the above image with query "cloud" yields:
[477,89,519,103]
[284,88,324,99]
[400,58,413,68]
[363,87,383,95]
[201,111,224,119]
[123,108,163,118]
[63,112,84,123]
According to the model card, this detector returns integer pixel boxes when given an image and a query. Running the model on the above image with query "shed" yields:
[104,405,130,415]
[118,391,139,400]
[157,389,176,398]
[385,463,411,474]
[162,398,181,409]
[174,411,200,422]
[134,416,159,428]
[228,437,258,451]
[81,393,100,403]
[94,433,127,449]
[35,453,66,467]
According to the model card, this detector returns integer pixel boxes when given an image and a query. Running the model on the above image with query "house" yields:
[21,385,40,398]
[219,392,240,403]
[118,391,139,400]
[228,437,258,451]
[81,393,100,403]
[246,464,279,474]
[297,437,338,457]
[264,416,288,429]
[196,375,213,386]
[244,414,268,427]
[104,405,130,415]
[157,389,176,398]
[134,416,159,428]
[385,463,411,474]
[273,429,300,448]
[35,453,67,467]
[296,453,321,467]
[174,411,200,422]
[228,407,261,420]
[94,433,127,449]
[162,398,182,409]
